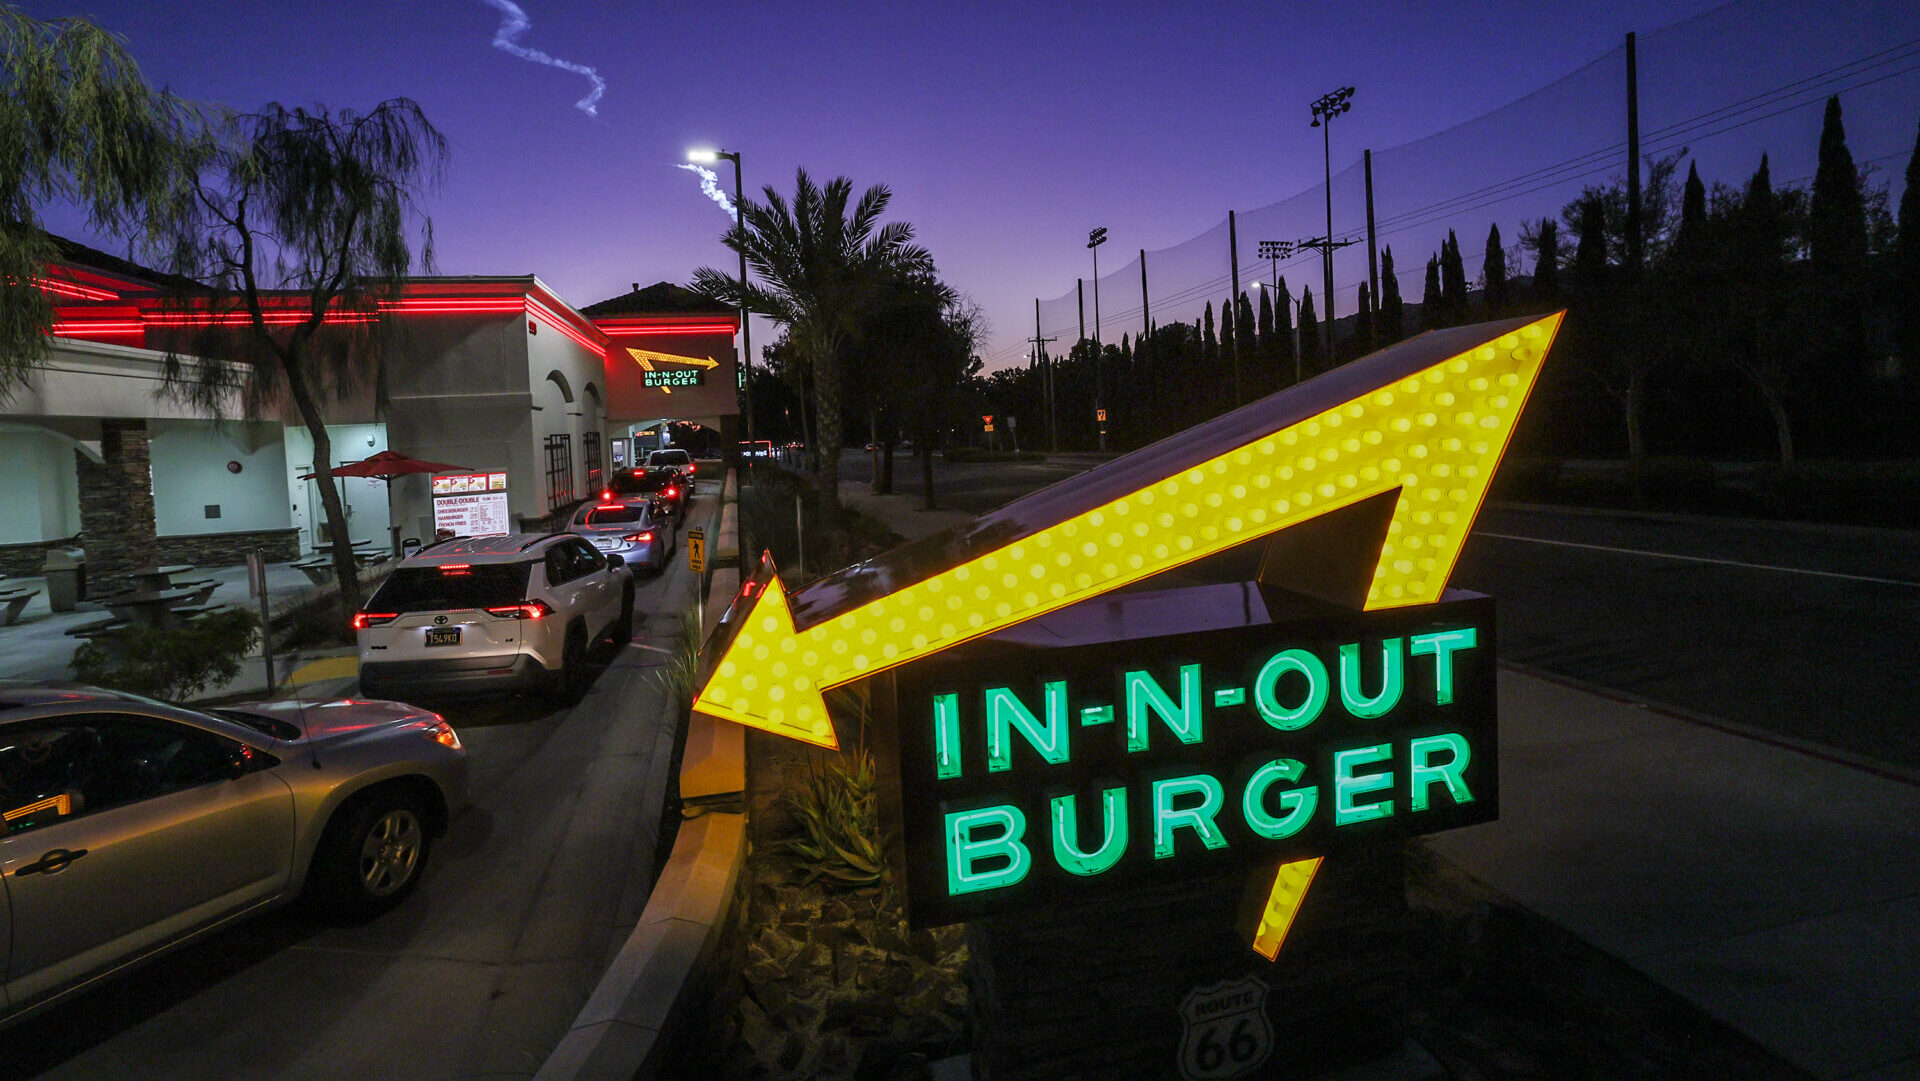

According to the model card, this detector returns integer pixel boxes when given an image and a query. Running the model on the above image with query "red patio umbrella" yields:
[299,451,471,553]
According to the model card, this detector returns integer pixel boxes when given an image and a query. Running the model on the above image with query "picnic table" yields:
[101,587,200,629]
[127,564,195,591]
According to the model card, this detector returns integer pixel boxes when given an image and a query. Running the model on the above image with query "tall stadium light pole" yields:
[690,148,752,448]
[1088,226,1109,452]
[1309,86,1353,358]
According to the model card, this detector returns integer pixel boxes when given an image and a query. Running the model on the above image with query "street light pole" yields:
[1088,226,1108,452]
[690,148,752,450]
[1309,86,1353,359]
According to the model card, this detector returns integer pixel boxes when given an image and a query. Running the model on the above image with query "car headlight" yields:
[424,720,463,750]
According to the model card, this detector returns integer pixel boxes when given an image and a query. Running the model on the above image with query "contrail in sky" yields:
[478,0,605,117]
[677,163,738,221]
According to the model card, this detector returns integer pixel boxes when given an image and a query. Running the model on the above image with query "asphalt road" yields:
[845,452,1920,770]
[4,503,704,1081]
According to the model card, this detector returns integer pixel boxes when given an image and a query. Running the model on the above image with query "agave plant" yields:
[784,746,888,888]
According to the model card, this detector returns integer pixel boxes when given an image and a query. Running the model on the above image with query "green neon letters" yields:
[1410,628,1477,705]
[1051,788,1129,875]
[1409,732,1474,811]
[946,806,1031,895]
[985,681,1070,771]
[1243,758,1317,839]
[933,693,962,779]
[1255,649,1328,730]
[1152,774,1229,858]
[1126,663,1203,751]
[1339,638,1404,718]
[1333,743,1395,825]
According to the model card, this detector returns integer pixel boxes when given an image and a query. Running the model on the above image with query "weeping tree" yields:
[695,169,934,531]
[154,100,447,614]
[1,6,206,394]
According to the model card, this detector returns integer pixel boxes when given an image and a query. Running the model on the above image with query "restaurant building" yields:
[1,242,739,587]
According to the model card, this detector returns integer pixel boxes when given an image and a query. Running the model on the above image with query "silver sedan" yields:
[569,498,676,573]
[0,681,469,1028]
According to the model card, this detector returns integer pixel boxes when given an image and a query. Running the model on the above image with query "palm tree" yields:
[694,169,934,528]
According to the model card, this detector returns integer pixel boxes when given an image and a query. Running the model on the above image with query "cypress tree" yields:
[1421,254,1442,329]
[1732,153,1796,462]
[1298,286,1321,374]
[1379,247,1404,342]
[1274,275,1296,382]
[1532,218,1560,302]
[1673,161,1708,266]
[1809,95,1869,288]
[1895,119,1920,368]
[1807,95,1871,433]
[1440,230,1469,325]
[1572,197,1608,298]
[1483,223,1508,315]
[1220,298,1236,362]
[1257,286,1275,360]
[1236,291,1257,362]
[1356,281,1374,356]
[1202,301,1217,364]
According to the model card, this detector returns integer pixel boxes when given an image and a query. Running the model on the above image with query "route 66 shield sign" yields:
[1177,976,1273,1080]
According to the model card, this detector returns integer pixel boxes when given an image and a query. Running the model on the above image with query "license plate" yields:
[593,538,615,548]
[425,627,461,647]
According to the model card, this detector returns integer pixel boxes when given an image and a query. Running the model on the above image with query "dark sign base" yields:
[965,846,1415,1081]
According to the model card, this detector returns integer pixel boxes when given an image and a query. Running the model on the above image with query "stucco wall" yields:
[149,419,292,537]
[0,427,80,544]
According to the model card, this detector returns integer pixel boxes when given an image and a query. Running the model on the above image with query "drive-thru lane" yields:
[4,509,703,1081]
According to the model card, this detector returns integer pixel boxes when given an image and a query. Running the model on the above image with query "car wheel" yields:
[548,625,587,706]
[612,586,635,643]
[308,789,430,917]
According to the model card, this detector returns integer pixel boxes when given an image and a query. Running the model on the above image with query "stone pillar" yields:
[966,848,1412,1081]
[76,419,158,593]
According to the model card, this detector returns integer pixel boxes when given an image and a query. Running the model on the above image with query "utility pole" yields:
[1088,227,1109,452]
[1364,149,1380,309]
[1310,86,1354,358]
[1030,298,1058,453]
[1139,249,1150,345]
[1625,32,1642,281]
[1228,210,1243,404]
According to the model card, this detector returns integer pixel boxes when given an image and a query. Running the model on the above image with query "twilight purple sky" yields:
[25,0,1920,369]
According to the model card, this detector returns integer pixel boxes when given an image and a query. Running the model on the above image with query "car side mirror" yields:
[606,554,625,568]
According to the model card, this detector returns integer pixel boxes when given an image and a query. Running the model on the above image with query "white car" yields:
[355,533,634,704]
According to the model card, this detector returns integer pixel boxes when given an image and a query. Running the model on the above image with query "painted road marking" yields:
[1475,533,1920,588]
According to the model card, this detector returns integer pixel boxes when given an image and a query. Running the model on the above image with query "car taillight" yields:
[484,600,552,620]
[601,489,613,501]
[665,487,679,498]
[624,531,654,543]
[687,463,697,474]
[353,611,399,630]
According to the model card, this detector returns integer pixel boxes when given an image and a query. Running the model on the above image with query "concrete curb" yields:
[536,464,749,1081]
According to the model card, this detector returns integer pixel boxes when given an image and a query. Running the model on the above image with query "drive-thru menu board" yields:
[432,471,509,536]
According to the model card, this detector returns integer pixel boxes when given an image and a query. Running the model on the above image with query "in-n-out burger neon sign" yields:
[885,587,1496,927]
[697,313,1561,953]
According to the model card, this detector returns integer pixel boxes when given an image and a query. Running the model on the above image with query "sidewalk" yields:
[840,479,1920,1080]
[0,558,376,701]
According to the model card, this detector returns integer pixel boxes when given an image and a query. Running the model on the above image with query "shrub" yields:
[71,608,259,701]
[784,746,887,888]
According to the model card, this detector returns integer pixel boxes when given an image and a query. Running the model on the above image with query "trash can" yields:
[43,547,86,612]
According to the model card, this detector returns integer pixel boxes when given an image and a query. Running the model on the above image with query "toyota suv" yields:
[355,533,634,704]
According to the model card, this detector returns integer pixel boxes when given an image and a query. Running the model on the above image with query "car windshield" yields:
[609,470,673,496]
[368,563,532,611]
[579,504,649,526]
[648,451,691,466]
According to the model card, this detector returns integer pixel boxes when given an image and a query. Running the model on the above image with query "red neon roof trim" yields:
[33,276,121,301]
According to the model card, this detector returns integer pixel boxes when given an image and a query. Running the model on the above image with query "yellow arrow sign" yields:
[695,313,1561,749]
[627,348,721,395]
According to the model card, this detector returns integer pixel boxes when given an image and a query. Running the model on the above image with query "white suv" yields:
[355,533,635,704]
